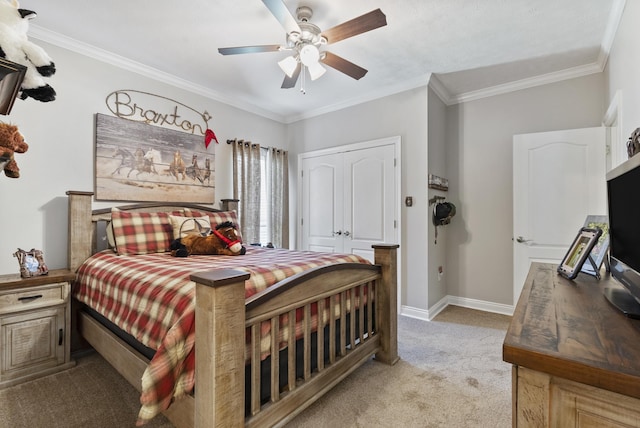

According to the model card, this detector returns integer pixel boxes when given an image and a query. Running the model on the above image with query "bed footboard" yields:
[191,245,399,428]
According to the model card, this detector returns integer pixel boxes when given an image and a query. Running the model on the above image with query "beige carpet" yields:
[0,306,512,428]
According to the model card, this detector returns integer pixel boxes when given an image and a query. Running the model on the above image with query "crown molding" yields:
[599,0,627,70]
[448,62,603,105]
[283,73,432,124]
[427,74,451,105]
[29,25,287,123]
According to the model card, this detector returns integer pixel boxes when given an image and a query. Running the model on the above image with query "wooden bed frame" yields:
[66,190,399,428]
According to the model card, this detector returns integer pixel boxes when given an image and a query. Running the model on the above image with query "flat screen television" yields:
[605,153,640,318]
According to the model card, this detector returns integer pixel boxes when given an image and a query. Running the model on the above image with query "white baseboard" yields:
[400,295,514,322]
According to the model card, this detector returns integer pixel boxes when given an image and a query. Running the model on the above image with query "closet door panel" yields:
[343,145,396,262]
[301,154,344,253]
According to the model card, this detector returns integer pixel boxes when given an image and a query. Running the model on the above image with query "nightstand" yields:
[0,269,76,388]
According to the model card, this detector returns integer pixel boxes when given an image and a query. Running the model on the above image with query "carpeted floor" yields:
[0,306,512,428]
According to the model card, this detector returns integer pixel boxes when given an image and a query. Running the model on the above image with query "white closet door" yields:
[301,153,344,253]
[300,142,397,263]
[342,145,396,262]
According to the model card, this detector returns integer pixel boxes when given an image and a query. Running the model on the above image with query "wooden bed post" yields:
[191,269,250,428]
[220,199,239,212]
[66,190,94,271]
[372,244,400,365]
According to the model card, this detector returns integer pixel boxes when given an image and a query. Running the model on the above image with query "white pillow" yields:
[169,215,211,239]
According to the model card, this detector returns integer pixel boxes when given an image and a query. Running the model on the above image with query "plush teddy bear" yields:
[170,221,246,257]
[0,122,28,178]
[0,0,56,102]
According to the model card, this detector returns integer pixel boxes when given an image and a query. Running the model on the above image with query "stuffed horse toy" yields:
[0,0,56,102]
[170,221,246,257]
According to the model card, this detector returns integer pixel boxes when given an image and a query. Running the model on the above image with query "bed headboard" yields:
[66,190,239,271]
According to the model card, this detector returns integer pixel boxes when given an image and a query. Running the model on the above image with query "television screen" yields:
[606,153,640,318]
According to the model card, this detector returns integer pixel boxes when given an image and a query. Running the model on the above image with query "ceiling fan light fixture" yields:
[307,61,326,80]
[278,55,298,77]
[299,44,320,66]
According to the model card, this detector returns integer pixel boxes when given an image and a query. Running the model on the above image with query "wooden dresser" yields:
[503,263,640,427]
[0,269,76,388]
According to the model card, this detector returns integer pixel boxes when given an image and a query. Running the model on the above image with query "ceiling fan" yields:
[218,0,387,90]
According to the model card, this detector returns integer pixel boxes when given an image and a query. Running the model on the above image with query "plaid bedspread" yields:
[73,246,369,425]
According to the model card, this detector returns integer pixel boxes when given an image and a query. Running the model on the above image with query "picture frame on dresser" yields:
[557,227,603,280]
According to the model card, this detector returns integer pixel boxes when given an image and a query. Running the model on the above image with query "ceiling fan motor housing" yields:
[287,7,325,48]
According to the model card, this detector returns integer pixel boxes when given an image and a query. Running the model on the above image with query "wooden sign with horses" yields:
[94,113,214,203]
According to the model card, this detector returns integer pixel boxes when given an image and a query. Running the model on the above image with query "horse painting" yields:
[169,150,187,180]
[187,153,203,183]
[111,147,160,178]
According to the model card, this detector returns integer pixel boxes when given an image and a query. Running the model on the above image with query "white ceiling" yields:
[26,0,624,123]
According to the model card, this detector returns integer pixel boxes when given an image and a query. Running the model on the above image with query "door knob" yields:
[333,230,342,236]
[516,236,532,243]
[344,231,351,237]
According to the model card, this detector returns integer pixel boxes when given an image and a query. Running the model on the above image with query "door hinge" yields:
[394,220,397,228]
[394,158,397,167]
[301,218,304,226]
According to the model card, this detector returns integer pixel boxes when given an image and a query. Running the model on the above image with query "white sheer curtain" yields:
[232,139,261,244]
[265,148,289,248]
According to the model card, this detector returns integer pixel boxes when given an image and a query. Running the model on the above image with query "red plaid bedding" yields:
[73,246,370,424]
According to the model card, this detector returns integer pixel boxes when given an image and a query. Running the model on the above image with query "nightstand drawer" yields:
[0,282,68,314]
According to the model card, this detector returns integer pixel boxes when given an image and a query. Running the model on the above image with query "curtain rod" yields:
[227,138,286,153]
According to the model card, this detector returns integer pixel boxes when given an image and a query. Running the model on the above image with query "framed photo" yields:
[581,215,610,277]
[94,114,215,203]
[13,248,49,278]
[557,227,603,280]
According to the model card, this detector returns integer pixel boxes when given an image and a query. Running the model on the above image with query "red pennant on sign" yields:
[204,129,219,148]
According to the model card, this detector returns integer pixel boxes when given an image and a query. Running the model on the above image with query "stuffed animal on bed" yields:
[0,0,56,102]
[0,122,27,178]
[170,221,246,257]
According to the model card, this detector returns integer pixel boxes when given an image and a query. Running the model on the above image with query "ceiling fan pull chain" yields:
[300,65,306,94]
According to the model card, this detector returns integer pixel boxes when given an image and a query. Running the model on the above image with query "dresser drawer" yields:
[0,282,68,314]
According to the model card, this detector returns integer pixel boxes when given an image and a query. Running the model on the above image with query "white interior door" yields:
[343,145,396,262]
[301,153,344,253]
[513,127,607,305]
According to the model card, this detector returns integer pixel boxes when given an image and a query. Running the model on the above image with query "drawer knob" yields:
[18,294,43,302]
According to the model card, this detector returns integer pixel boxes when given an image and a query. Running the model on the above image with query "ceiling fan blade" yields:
[262,0,301,35]
[321,52,368,80]
[281,63,301,89]
[218,45,282,55]
[321,9,387,44]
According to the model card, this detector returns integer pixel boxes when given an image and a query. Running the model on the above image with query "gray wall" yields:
[287,86,429,312]
[0,41,286,275]
[427,86,448,308]
[445,74,605,306]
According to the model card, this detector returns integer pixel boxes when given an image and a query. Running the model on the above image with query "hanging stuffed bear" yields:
[0,0,56,102]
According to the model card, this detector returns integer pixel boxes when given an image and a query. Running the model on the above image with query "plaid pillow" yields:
[111,208,179,255]
[183,208,243,241]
